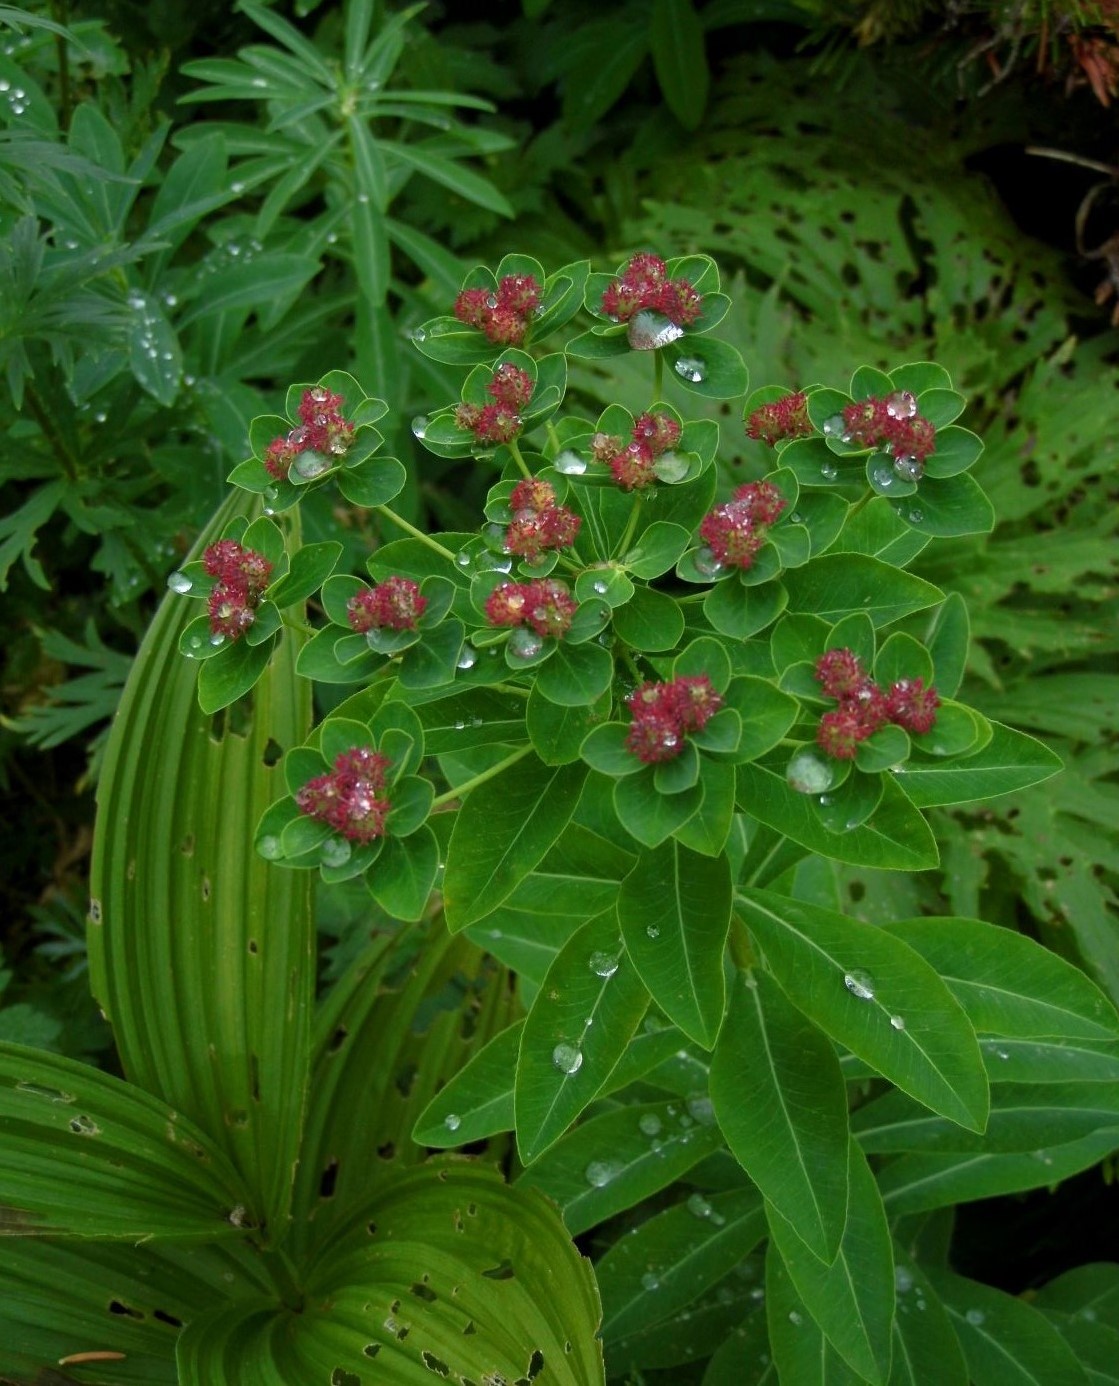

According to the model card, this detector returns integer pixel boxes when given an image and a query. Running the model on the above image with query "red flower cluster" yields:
[698,480,787,570]
[453,275,542,346]
[625,675,723,764]
[592,410,683,491]
[745,391,813,446]
[814,648,940,759]
[203,540,273,640]
[346,576,428,634]
[484,578,578,639]
[841,392,936,478]
[601,254,703,328]
[504,477,581,561]
[455,363,536,446]
[296,746,392,845]
[264,387,354,481]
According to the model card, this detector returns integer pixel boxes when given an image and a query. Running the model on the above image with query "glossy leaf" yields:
[891,720,1062,806]
[889,1244,969,1386]
[412,1021,521,1148]
[765,1238,868,1386]
[782,554,943,626]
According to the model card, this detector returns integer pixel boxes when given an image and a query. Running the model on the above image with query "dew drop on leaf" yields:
[890,1014,906,1030]
[552,1043,583,1075]
[589,949,620,978]
[673,355,706,384]
[258,835,283,860]
[411,416,429,440]
[844,971,875,1001]
[554,450,587,475]
[508,627,544,660]
[639,1113,662,1137]
[167,571,192,594]
[444,1113,461,1132]
[584,1158,623,1187]
[320,837,352,868]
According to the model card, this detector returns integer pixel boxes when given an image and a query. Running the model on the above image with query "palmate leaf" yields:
[88,490,314,1239]
[178,1163,605,1386]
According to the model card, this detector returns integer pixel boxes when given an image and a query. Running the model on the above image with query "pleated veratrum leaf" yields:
[765,1142,895,1385]
[0,1043,252,1239]
[178,1163,605,1385]
[739,889,989,1132]
[709,970,850,1263]
[88,490,314,1238]
[289,923,517,1264]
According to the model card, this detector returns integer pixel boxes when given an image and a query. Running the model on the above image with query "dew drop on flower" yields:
[844,971,875,1001]
[673,355,706,384]
[885,390,918,419]
[320,837,353,868]
[627,310,685,351]
[508,626,544,660]
[639,1113,662,1137]
[411,415,429,440]
[444,1113,461,1132]
[890,1014,906,1031]
[554,450,587,475]
[258,835,283,860]
[585,1158,623,1187]
[589,949,620,978]
[552,1043,583,1075]
[167,571,192,594]
[786,750,835,795]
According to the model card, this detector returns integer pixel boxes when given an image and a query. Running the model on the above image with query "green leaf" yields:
[650,0,709,129]
[535,638,615,706]
[738,889,989,1131]
[891,472,995,537]
[443,756,587,930]
[367,826,439,922]
[597,1187,767,1342]
[1033,1262,1119,1320]
[196,632,278,713]
[528,684,609,764]
[625,520,692,578]
[266,540,341,608]
[177,253,321,330]
[666,337,749,399]
[923,425,982,477]
[704,574,788,638]
[515,915,649,1164]
[412,1021,521,1148]
[766,1142,895,1386]
[381,137,515,217]
[517,1099,723,1236]
[889,1244,969,1385]
[891,720,1062,807]
[675,757,737,856]
[0,1043,253,1238]
[925,1269,1091,1386]
[925,593,969,698]
[710,971,849,1262]
[336,455,407,508]
[612,585,685,651]
[782,554,943,626]
[614,769,704,848]
[617,841,731,1047]
[765,1242,865,1385]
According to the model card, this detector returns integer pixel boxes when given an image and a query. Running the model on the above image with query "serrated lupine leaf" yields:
[516,915,649,1164]
[443,756,587,930]
[180,1163,604,1386]
[517,1100,723,1236]
[885,917,1119,1041]
[765,1241,867,1385]
[0,1043,252,1239]
[736,764,939,870]
[766,1142,895,1384]
[782,554,943,626]
[88,491,313,1239]
[597,1187,767,1342]
[1033,1262,1119,1320]
[925,1269,1091,1386]
[738,889,989,1132]
[617,841,731,1047]
[876,1129,1119,1215]
[889,1244,969,1386]
[413,1021,521,1148]
[891,720,1062,807]
[710,971,849,1263]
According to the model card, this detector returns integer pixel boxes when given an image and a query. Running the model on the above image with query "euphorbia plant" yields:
[2,251,1117,1384]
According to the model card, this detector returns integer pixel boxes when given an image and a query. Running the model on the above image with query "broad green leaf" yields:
[710,971,849,1262]
[925,1269,1091,1386]
[606,1272,760,1377]
[885,917,1119,1041]
[765,1240,867,1386]
[412,1021,521,1148]
[650,0,709,129]
[891,472,995,537]
[889,1244,969,1385]
[516,915,649,1164]
[528,683,609,764]
[1040,1311,1119,1386]
[614,769,704,848]
[1033,1262,1119,1320]
[738,889,989,1132]
[517,1100,723,1236]
[702,1299,777,1384]
[196,631,277,713]
[367,826,439,921]
[617,841,731,1047]
[443,756,587,930]
[597,1187,766,1341]
[88,491,313,1238]
[535,638,615,706]
[611,585,685,650]
[975,1035,1119,1084]
[891,720,1062,806]
[925,591,969,697]
[665,337,749,399]
[766,1142,895,1385]
[675,757,737,856]
[0,1043,252,1239]
[782,554,943,626]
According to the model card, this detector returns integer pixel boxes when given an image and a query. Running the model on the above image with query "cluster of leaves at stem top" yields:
[155,248,1119,1386]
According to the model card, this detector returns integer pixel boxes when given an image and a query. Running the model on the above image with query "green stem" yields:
[545,420,562,455]
[431,743,533,809]
[488,682,529,699]
[653,350,664,402]
[24,382,78,481]
[612,497,642,562]
[847,488,875,519]
[507,437,533,480]
[728,915,756,971]
[375,505,457,561]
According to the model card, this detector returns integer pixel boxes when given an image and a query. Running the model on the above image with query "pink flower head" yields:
[523,579,577,639]
[609,440,657,491]
[633,411,682,456]
[202,540,274,640]
[296,744,392,844]
[264,386,354,479]
[600,253,701,327]
[671,675,723,732]
[841,394,937,471]
[815,648,870,700]
[885,678,940,734]
[698,481,785,570]
[452,275,542,346]
[485,582,529,627]
[746,391,813,446]
[816,705,873,760]
[591,432,623,463]
[510,478,556,513]
[624,676,724,763]
[497,274,542,316]
[207,582,257,640]
[347,576,428,634]
[488,362,535,410]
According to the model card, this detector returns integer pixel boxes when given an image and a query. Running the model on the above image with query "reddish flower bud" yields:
[816,706,868,760]
[347,576,427,633]
[633,411,682,456]
[504,515,548,560]
[488,363,535,410]
[472,404,523,445]
[609,440,657,490]
[671,675,723,732]
[207,582,257,640]
[624,676,723,763]
[885,678,940,734]
[523,579,577,639]
[815,648,869,700]
[496,274,542,316]
[202,541,273,639]
[453,287,492,328]
[599,253,701,327]
[591,432,623,463]
[654,278,702,327]
[746,391,813,446]
[625,711,685,764]
[509,478,556,513]
[539,504,581,549]
[295,744,392,844]
[485,582,529,627]
[452,277,539,345]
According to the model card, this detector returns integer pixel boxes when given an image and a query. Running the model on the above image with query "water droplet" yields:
[818,793,833,807]
[258,835,283,860]
[906,507,924,525]
[893,454,923,482]
[844,971,875,1001]
[552,1043,583,1075]
[167,571,192,594]
[641,1271,660,1291]
[673,355,706,384]
[592,579,608,595]
[411,415,429,440]
[820,462,839,481]
[554,450,587,475]
[320,837,353,868]
[508,626,544,660]
[639,1113,662,1137]
[686,1193,712,1219]
[455,646,478,671]
[895,1267,914,1294]
[589,949,620,978]
[995,1048,1010,1061]
[890,1014,906,1030]
[872,465,899,491]
[821,415,845,437]
[444,1113,461,1132]
[885,390,917,419]
[209,632,226,648]
[788,1311,803,1326]
[627,310,684,350]
[965,1309,985,1327]
[686,1094,715,1126]
[790,511,804,524]
[584,1158,622,1187]
[408,324,427,344]
[645,924,661,940]
[455,550,472,568]
[786,750,835,795]
[693,545,725,578]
